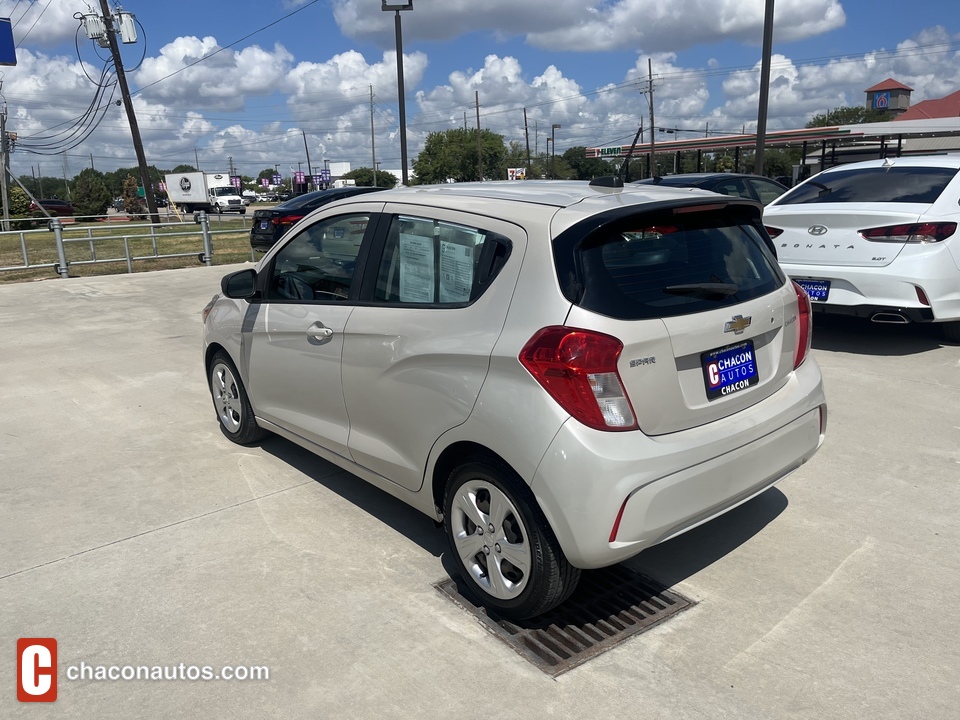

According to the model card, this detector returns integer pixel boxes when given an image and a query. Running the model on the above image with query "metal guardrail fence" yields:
[0,210,257,278]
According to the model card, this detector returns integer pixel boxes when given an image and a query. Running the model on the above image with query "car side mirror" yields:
[221,269,258,299]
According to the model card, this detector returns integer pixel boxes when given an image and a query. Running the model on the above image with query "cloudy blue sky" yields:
[0,0,957,180]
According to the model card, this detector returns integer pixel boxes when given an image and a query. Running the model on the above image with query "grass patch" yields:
[0,214,258,283]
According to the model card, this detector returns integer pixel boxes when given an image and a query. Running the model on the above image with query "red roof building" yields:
[895,89,960,121]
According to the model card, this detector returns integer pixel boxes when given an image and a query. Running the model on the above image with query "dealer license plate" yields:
[259,221,269,230]
[702,340,759,401]
[795,278,830,302]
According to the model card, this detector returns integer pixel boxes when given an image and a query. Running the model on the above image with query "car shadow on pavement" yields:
[811,314,947,355]
[258,435,447,559]
[622,488,788,589]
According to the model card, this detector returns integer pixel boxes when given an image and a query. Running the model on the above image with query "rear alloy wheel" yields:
[443,459,580,619]
[209,351,267,445]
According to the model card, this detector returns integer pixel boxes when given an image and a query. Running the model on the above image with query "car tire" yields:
[443,457,580,619]
[941,321,960,344]
[209,351,268,445]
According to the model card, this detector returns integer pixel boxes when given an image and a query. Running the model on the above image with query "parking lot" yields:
[2,263,958,719]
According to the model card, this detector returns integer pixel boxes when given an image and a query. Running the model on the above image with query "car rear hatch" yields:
[764,163,960,268]
[552,199,804,436]
[763,204,927,267]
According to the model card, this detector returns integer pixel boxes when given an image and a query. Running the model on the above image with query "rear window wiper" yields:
[663,282,739,299]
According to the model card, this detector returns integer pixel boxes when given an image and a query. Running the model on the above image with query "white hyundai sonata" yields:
[764,156,960,341]
[203,179,827,619]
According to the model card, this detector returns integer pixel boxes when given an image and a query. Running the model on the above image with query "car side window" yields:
[710,178,750,199]
[373,214,511,306]
[749,178,785,205]
[266,213,371,302]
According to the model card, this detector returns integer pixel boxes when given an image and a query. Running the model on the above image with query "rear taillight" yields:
[275,214,306,226]
[519,327,637,431]
[792,281,812,369]
[859,222,956,244]
[764,226,784,239]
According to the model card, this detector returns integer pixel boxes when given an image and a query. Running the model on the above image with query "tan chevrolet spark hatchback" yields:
[203,179,827,619]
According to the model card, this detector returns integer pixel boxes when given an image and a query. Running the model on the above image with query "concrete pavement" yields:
[1,264,958,719]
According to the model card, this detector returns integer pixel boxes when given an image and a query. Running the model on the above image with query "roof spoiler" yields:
[589,176,624,188]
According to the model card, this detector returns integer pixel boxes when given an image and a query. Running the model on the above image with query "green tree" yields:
[342,167,399,188]
[806,106,891,127]
[102,165,164,198]
[72,168,112,218]
[121,175,146,218]
[171,164,198,174]
[562,146,617,180]
[256,167,276,183]
[413,128,507,184]
[7,186,30,216]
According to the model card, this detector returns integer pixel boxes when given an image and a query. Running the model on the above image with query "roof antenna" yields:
[617,124,644,183]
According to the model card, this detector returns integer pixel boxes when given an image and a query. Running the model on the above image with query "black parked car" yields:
[634,173,788,206]
[250,186,389,251]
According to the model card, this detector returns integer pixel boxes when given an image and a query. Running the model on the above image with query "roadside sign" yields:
[0,19,17,66]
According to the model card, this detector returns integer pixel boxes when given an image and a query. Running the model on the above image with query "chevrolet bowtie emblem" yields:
[724,315,752,334]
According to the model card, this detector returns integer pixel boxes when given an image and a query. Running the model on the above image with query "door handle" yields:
[306,322,334,339]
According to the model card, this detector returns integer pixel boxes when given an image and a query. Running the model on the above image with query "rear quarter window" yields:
[554,205,785,321]
[776,166,959,205]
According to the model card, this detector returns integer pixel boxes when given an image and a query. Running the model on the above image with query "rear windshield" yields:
[776,166,958,205]
[555,206,784,321]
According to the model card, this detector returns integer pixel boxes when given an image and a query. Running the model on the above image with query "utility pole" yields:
[647,58,657,178]
[194,147,200,171]
[302,129,314,191]
[61,153,71,200]
[523,108,531,178]
[229,156,235,176]
[369,86,377,187]
[475,91,483,181]
[0,105,10,231]
[97,0,159,222]
[89,153,95,170]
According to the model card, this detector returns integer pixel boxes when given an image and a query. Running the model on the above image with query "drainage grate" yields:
[436,564,694,676]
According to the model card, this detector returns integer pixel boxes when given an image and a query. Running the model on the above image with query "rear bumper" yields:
[530,358,826,569]
[782,248,960,323]
[249,233,279,252]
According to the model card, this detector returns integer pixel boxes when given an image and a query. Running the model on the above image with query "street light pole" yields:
[551,124,560,179]
[382,1,413,186]
[754,0,775,175]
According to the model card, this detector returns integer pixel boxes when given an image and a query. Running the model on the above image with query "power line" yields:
[131,0,323,96]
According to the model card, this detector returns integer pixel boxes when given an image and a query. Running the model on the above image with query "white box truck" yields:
[165,172,246,215]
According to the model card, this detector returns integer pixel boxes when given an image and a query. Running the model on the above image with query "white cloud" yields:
[0,0,86,49]
[134,37,295,112]
[708,26,960,132]
[334,0,846,52]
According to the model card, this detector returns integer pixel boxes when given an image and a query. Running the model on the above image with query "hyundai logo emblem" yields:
[808,225,828,236]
